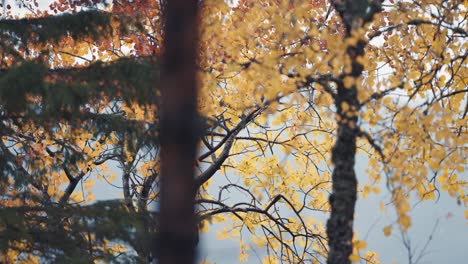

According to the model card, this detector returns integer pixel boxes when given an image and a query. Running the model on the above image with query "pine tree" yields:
[0,1,162,262]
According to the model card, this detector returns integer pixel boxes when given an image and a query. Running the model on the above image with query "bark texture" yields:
[157,1,199,263]
[327,87,359,264]
[326,1,382,264]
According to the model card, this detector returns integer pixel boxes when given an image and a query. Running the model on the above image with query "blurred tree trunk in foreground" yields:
[157,1,200,264]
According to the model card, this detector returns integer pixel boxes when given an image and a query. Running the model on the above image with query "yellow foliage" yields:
[1,0,467,262]
[349,254,360,262]
[383,225,392,237]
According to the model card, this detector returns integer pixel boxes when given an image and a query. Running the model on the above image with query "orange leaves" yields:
[0,243,40,264]
[15,155,26,166]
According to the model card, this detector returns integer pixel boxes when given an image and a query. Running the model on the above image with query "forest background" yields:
[0,0,466,263]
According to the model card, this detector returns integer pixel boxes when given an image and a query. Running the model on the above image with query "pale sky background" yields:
[3,0,467,263]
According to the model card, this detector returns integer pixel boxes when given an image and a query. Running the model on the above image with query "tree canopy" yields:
[0,0,466,263]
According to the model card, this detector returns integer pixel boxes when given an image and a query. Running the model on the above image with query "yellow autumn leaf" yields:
[398,215,412,231]
[356,240,367,249]
[239,250,249,262]
[383,225,392,237]
[199,221,210,233]
[408,71,420,80]
[349,254,360,262]
[343,76,356,88]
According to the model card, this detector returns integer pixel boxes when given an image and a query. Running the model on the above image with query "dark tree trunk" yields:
[157,1,199,264]
[326,90,359,264]
[326,1,382,264]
